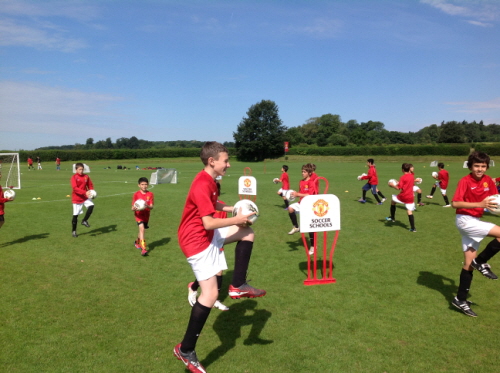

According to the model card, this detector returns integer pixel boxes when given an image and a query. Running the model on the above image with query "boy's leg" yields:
[427,186,436,198]
[472,228,500,279]
[377,189,386,200]
[72,215,78,237]
[81,205,94,227]
[282,196,289,209]
[442,192,451,207]
[0,215,4,229]
[407,211,416,231]
[453,248,477,317]
[371,186,381,204]
[287,207,299,234]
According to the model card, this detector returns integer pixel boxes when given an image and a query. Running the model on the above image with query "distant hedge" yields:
[287,144,471,157]
[474,144,500,156]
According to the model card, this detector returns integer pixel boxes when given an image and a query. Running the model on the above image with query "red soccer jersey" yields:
[70,173,94,204]
[397,173,415,204]
[438,169,449,189]
[27,158,33,165]
[452,173,496,218]
[132,190,154,223]
[0,185,10,215]
[178,170,218,258]
[298,178,318,201]
[361,165,379,185]
[280,172,290,190]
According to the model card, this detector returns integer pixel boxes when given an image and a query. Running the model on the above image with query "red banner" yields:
[284,141,289,153]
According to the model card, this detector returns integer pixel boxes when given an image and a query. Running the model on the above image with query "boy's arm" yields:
[216,201,231,213]
[201,210,255,230]
[452,197,497,210]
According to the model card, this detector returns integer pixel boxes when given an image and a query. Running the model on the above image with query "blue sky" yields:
[1,0,499,150]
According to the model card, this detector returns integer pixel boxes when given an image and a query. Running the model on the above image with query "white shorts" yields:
[412,185,421,193]
[72,199,94,215]
[187,226,229,281]
[391,195,415,211]
[455,214,495,252]
[278,188,289,195]
[289,202,300,212]
[435,182,447,195]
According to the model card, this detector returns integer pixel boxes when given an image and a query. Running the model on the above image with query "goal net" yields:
[151,168,177,184]
[0,153,21,189]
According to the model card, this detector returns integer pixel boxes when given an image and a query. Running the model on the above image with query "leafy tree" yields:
[284,127,306,147]
[438,121,466,143]
[85,138,94,149]
[105,137,114,149]
[233,100,287,161]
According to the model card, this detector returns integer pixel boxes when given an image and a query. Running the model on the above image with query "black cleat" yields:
[471,260,498,280]
[452,297,477,317]
[81,220,90,228]
[72,231,78,238]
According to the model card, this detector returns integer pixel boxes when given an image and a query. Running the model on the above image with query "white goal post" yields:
[0,153,21,189]
[151,168,177,184]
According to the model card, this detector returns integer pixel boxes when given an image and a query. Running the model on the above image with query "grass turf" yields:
[1,156,500,372]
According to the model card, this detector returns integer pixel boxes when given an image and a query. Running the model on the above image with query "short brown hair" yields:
[200,141,228,166]
[467,151,490,169]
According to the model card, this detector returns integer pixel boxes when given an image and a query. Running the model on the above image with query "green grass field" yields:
[2,156,500,372]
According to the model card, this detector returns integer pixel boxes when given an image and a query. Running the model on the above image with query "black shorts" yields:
[0,215,4,222]
[137,221,149,229]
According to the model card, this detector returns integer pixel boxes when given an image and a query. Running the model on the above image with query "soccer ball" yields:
[415,178,423,185]
[388,179,399,187]
[134,199,147,211]
[432,171,438,178]
[3,189,15,200]
[487,194,500,215]
[357,173,367,181]
[232,200,259,224]
[284,189,296,202]
[88,190,97,199]
[273,178,280,184]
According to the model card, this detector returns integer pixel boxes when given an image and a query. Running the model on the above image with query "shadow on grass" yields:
[203,299,273,368]
[80,224,117,237]
[417,271,458,303]
[299,259,334,279]
[148,237,170,252]
[378,218,407,230]
[0,232,50,248]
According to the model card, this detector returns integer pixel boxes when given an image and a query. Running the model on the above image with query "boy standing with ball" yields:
[386,163,416,232]
[451,151,500,317]
[70,163,95,237]
[0,173,15,229]
[174,141,265,373]
[132,177,154,256]
[426,162,451,207]
[276,165,290,209]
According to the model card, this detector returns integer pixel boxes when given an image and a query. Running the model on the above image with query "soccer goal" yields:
[430,161,438,167]
[151,168,177,184]
[0,153,21,189]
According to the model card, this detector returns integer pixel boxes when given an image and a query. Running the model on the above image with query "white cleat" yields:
[288,227,300,235]
[213,300,229,311]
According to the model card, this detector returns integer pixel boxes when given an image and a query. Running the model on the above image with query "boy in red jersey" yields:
[451,151,500,317]
[70,163,95,237]
[276,165,290,209]
[385,163,417,232]
[0,173,15,229]
[27,157,33,171]
[132,177,154,256]
[359,158,386,205]
[410,165,425,207]
[286,164,318,254]
[174,142,265,373]
[188,181,229,312]
[426,162,451,207]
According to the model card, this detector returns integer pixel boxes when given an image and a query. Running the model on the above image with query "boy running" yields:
[276,165,290,209]
[70,163,95,237]
[132,177,154,256]
[359,158,386,204]
[0,174,14,229]
[451,151,500,317]
[427,162,451,207]
[386,163,417,232]
[175,142,265,372]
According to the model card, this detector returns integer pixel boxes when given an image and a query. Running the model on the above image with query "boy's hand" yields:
[85,190,92,198]
[235,207,255,227]
[485,196,499,210]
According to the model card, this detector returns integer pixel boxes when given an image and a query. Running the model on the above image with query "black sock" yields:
[417,193,422,203]
[476,239,500,264]
[289,212,298,227]
[191,280,199,291]
[216,274,223,292]
[408,215,415,230]
[232,241,253,287]
[362,190,367,200]
[377,190,385,199]
[284,199,289,208]
[180,302,212,352]
[83,205,94,222]
[443,195,450,205]
[390,205,396,220]
[457,269,473,301]
[72,215,78,231]
[429,186,436,196]
[373,194,381,203]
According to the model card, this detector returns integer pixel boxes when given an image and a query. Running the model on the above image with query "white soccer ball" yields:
[273,178,280,184]
[415,178,422,185]
[357,175,362,181]
[232,200,259,224]
[388,179,399,187]
[3,189,15,200]
[88,189,97,199]
[134,199,147,211]
[488,194,500,215]
[432,171,438,178]
[284,189,296,202]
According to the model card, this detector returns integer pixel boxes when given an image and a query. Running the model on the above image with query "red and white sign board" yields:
[238,176,257,196]
[299,194,340,233]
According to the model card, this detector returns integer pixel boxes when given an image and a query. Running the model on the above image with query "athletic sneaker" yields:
[72,231,78,238]
[471,260,498,280]
[213,300,229,311]
[452,297,477,317]
[81,220,90,228]
[358,199,366,203]
[443,204,451,208]
[409,228,417,233]
[288,227,300,235]
[385,217,395,223]
[229,283,266,299]
[426,195,433,199]
[173,343,207,373]
[418,202,425,206]
[381,198,386,203]
[134,240,141,250]
[188,282,198,307]
[377,202,383,205]
[141,249,148,256]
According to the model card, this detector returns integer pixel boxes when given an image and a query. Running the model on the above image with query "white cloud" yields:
[421,0,500,25]
[284,17,343,39]
[445,97,500,113]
